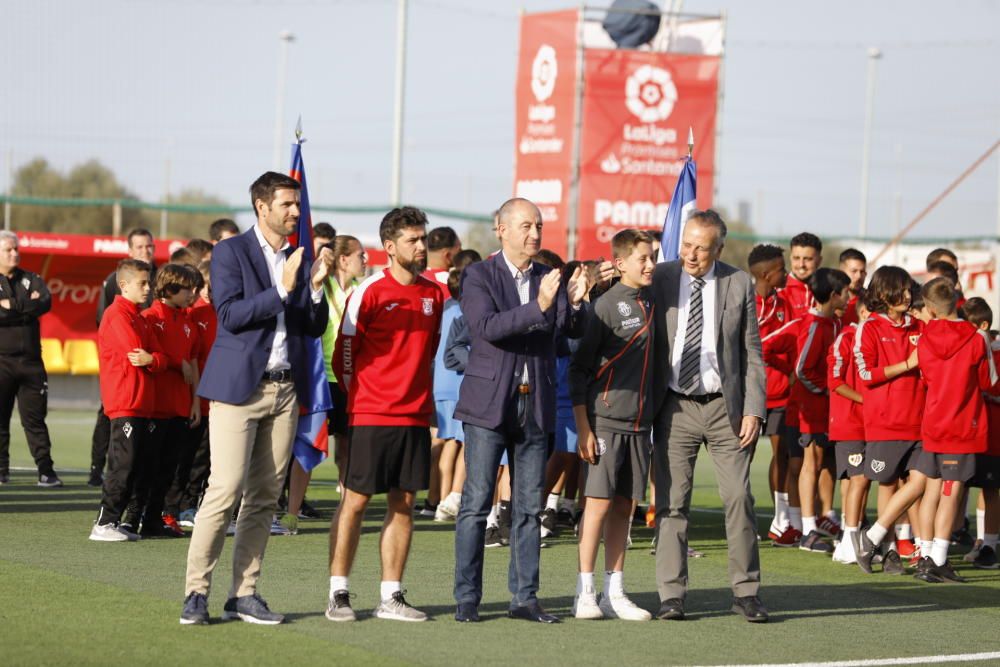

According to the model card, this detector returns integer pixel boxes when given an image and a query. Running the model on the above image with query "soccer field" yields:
[3,411,999,667]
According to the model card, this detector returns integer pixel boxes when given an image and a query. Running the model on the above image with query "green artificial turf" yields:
[2,410,999,666]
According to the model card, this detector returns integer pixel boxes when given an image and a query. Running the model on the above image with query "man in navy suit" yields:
[452,198,588,623]
[180,172,331,626]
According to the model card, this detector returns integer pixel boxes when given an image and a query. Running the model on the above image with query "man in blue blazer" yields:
[453,198,588,623]
[181,172,330,626]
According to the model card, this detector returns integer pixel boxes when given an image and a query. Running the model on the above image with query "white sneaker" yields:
[89,522,129,542]
[573,586,604,620]
[599,591,652,621]
[270,517,291,536]
[373,591,427,622]
[832,535,857,564]
[434,498,458,522]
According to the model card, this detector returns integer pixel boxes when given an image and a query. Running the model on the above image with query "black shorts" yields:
[328,382,349,437]
[785,424,804,459]
[345,426,431,495]
[835,440,866,479]
[970,454,1000,489]
[763,407,786,437]
[910,450,977,483]
[864,440,921,484]
[798,431,830,449]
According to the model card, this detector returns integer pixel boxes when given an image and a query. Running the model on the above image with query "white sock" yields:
[546,493,559,512]
[802,516,817,535]
[789,507,803,531]
[866,522,889,546]
[918,539,932,557]
[931,538,950,567]
[577,571,594,594]
[605,570,624,597]
[984,533,999,550]
[330,576,349,597]
[447,491,462,507]
[895,523,912,540]
[776,492,789,527]
[844,525,858,534]
[886,540,897,554]
[380,580,401,602]
[977,509,986,541]
[487,504,499,529]
[560,498,576,513]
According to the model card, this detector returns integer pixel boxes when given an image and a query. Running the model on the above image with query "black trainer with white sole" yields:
[222,593,285,624]
[180,592,209,625]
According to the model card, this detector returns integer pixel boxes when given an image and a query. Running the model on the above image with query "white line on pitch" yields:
[693,651,1000,667]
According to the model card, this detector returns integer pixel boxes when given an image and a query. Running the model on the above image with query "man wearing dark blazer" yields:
[453,198,588,623]
[651,210,769,623]
[180,172,330,626]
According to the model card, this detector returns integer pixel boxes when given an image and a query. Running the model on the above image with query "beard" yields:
[397,254,427,275]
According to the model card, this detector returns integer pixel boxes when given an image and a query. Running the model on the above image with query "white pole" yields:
[3,148,11,231]
[390,0,408,206]
[858,47,881,239]
[272,31,295,171]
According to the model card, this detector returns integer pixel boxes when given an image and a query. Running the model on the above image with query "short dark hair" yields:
[839,248,866,264]
[790,232,822,252]
[116,258,151,284]
[908,279,925,312]
[960,297,993,330]
[170,247,196,266]
[535,249,565,270]
[209,218,239,241]
[921,276,958,316]
[686,209,727,245]
[127,228,153,247]
[186,238,213,258]
[747,243,784,269]
[926,260,959,286]
[313,222,336,241]
[379,206,428,243]
[864,266,912,314]
[154,263,198,300]
[926,247,958,270]
[611,229,654,259]
[447,268,462,300]
[452,249,482,273]
[427,226,460,252]
[249,171,300,213]
[807,267,850,304]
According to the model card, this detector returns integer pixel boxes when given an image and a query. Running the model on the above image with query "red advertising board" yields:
[512,9,579,259]
[576,50,718,259]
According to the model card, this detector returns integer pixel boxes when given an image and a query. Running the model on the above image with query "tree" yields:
[161,189,236,241]
[463,220,500,257]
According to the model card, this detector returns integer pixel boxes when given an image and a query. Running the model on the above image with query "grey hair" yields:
[0,230,18,247]
[685,209,727,246]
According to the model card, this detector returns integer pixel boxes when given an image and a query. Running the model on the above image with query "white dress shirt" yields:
[669,263,722,394]
[253,224,323,372]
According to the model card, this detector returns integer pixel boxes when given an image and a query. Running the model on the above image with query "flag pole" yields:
[295,115,305,146]
[687,126,693,159]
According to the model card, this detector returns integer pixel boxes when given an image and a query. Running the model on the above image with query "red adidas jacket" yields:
[99,296,167,419]
[919,319,997,454]
[334,269,443,427]
[757,291,797,408]
[782,275,814,321]
[828,322,865,441]
[143,300,198,419]
[853,312,925,441]
[189,297,217,416]
[788,311,839,434]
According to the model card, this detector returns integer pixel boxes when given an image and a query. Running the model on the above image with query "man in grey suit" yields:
[651,209,768,623]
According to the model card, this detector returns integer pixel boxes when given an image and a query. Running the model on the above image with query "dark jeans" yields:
[98,417,148,525]
[0,355,54,476]
[90,404,111,476]
[454,395,547,608]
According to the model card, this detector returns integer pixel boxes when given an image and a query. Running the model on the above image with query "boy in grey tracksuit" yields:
[569,229,656,621]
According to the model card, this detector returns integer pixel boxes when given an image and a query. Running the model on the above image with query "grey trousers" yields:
[653,393,761,600]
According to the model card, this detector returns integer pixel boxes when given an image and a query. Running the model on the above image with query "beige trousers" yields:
[184,379,298,598]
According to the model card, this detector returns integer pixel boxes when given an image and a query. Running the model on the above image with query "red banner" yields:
[512,9,579,259]
[576,50,719,259]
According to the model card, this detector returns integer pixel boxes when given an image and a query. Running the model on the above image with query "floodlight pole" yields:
[858,47,881,239]
[272,30,295,171]
[390,0,408,206]
[3,148,11,231]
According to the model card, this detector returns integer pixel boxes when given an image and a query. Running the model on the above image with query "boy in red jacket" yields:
[789,268,850,553]
[89,259,167,542]
[902,279,998,582]
[748,244,799,544]
[133,264,201,538]
[851,266,925,575]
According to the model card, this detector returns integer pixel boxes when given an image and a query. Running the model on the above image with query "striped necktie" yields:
[678,277,706,394]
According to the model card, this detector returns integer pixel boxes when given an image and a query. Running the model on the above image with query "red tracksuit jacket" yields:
[757,291,797,409]
[99,296,167,419]
[143,300,198,419]
[788,311,839,434]
[840,293,860,328]
[853,312,925,441]
[782,275,814,321]
[828,322,865,441]
[919,319,997,454]
[189,297,217,416]
[334,269,443,427]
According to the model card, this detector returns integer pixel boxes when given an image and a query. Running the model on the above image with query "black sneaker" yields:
[974,544,999,570]
[87,468,103,487]
[882,549,904,575]
[799,530,833,554]
[914,557,944,583]
[556,507,576,528]
[853,530,877,574]
[951,519,975,547]
[0,471,9,484]
[222,593,284,624]
[180,592,209,625]
[297,499,321,520]
[37,473,63,488]
[485,525,505,548]
[540,508,559,538]
[927,560,967,583]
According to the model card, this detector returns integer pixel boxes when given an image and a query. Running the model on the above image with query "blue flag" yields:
[658,157,697,263]
[289,141,334,472]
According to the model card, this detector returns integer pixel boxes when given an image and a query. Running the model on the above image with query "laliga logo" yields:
[625,65,678,123]
[531,45,557,102]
